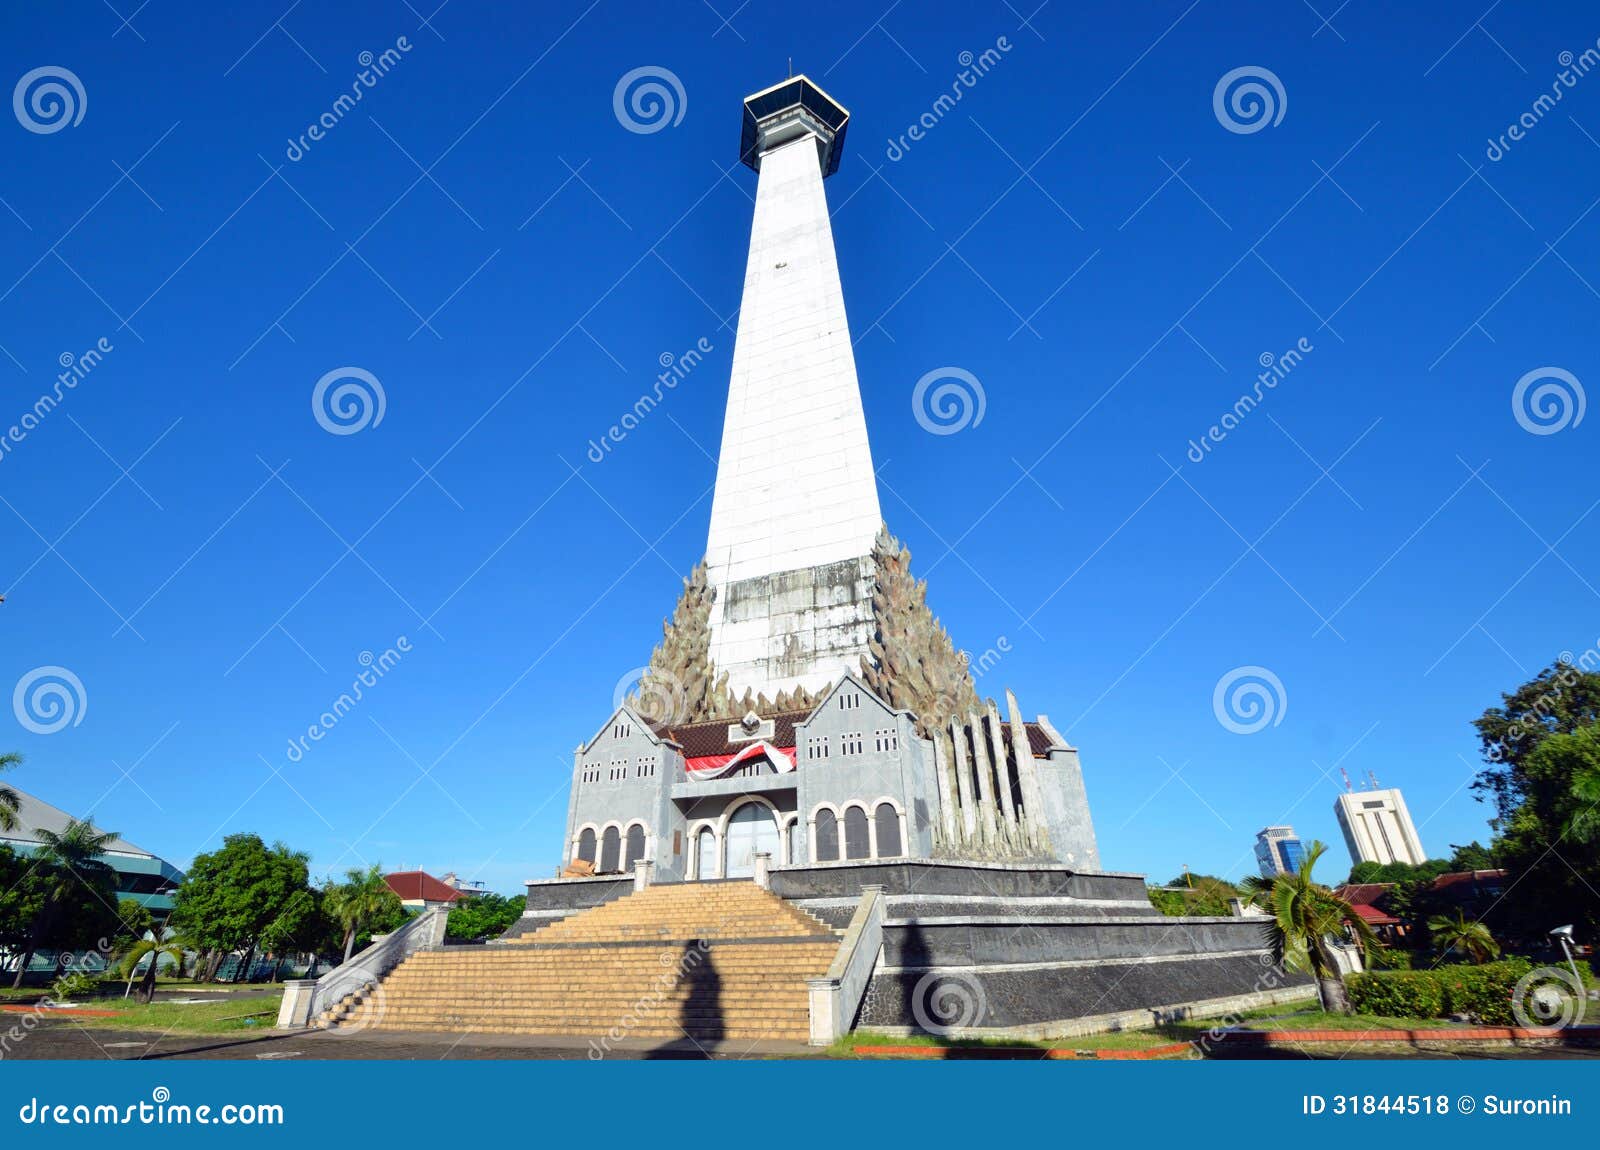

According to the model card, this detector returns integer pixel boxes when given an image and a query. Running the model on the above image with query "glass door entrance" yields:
[723,803,779,878]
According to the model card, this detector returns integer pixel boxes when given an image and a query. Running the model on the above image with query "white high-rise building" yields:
[1335,787,1426,867]
[703,77,882,702]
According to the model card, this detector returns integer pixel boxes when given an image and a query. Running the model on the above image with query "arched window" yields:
[874,802,902,858]
[814,808,839,861]
[784,819,797,865]
[844,806,870,860]
[624,824,646,869]
[599,826,621,873]
[577,827,596,864]
[695,826,716,880]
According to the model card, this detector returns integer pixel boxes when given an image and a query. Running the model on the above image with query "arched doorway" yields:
[694,826,717,880]
[624,824,646,869]
[723,802,779,878]
[599,826,621,873]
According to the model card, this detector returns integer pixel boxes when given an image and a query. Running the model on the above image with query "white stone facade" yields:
[705,129,882,701]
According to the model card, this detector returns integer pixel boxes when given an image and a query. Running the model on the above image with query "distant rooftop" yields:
[0,784,159,859]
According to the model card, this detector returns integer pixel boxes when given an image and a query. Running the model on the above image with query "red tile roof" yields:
[1349,903,1399,926]
[1337,882,1395,906]
[384,870,464,903]
[1431,869,1507,890]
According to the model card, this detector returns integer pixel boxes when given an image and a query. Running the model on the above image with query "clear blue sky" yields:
[2,1,1596,892]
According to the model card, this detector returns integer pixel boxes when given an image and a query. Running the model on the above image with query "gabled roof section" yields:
[580,704,668,756]
[384,870,465,903]
[802,671,905,722]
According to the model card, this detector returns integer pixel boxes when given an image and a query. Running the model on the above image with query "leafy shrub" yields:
[1347,958,1534,1022]
[1367,947,1413,970]
[1347,970,1445,1018]
[1437,958,1532,1024]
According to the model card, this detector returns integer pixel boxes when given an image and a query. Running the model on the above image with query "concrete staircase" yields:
[323,881,840,1042]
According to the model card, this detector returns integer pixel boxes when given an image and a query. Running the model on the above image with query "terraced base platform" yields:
[321,881,842,1042]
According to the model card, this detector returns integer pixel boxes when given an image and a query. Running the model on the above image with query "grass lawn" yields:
[28,991,285,1035]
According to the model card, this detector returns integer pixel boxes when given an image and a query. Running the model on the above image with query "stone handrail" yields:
[806,885,884,1046]
[277,905,450,1029]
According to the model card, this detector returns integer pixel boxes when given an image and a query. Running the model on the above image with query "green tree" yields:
[445,892,525,942]
[169,834,312,983]
[0,752,21,833]
[118,935,189,1003]
[323,865,403,962]
[1426,910,1500,964]
[0,844,45,965]
[110,897,156,961]
[1473,660,1600,821]
[1489,725,1600,937]
[1258,841,1379,1013]
[1448,841,1498,871]
[9,818,120,987]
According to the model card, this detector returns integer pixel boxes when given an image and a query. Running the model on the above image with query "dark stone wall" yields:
[521,877,634,913]
[769,860,1148,902]
[859,951,1311,1031]
[882,917,1273,967]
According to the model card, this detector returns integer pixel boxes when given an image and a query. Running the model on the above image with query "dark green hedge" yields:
[1346,970,1445,1018]
[1347,958,1532,1022]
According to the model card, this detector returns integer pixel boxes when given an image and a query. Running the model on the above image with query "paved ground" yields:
[13,1020,1600,1061]
[9,1021,818,1060]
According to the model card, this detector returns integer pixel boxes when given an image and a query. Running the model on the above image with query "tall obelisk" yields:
[704,78,882,702]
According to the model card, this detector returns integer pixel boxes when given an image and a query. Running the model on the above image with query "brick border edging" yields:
[852,1025,1600,1060]
[1,1004,121,1018]
[853,1042,1193,1060]
[1218,1025,1600,1044]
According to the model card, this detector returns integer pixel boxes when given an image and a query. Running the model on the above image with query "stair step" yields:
[360,882,843,1038]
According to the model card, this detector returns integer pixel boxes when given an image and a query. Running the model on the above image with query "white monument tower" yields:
[704,77,882,702]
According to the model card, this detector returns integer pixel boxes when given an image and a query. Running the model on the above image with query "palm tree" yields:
[324,865,400,963]
[0,751,22,833]
[10,818,118,987]
[1258,840,1379,1013]
[118,934,189,1004]
[1427,909,1500,964]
